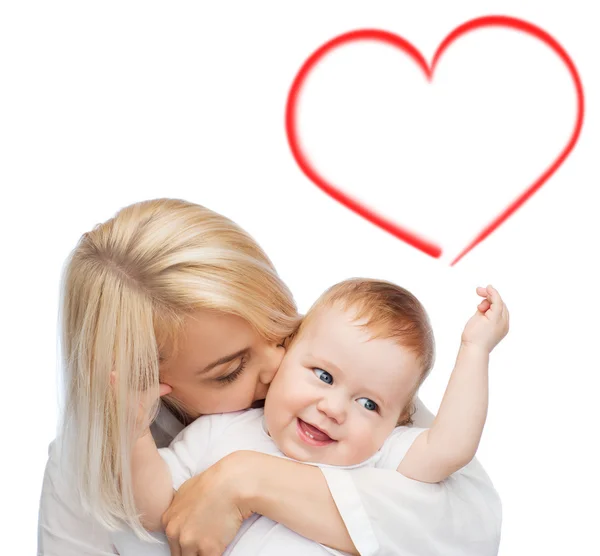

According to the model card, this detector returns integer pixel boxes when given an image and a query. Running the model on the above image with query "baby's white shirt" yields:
[158,408,426,556]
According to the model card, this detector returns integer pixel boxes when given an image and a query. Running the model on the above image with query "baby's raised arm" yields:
[398,285,509,483]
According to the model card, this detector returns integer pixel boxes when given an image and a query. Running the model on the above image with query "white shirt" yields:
[37,398,502,555]
[152,408,426,555]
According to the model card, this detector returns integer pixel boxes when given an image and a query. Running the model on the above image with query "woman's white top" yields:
[37,399,501,555]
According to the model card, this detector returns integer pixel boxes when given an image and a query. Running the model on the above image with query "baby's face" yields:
[264,304,422,466]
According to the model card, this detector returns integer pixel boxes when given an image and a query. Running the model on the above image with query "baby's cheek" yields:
[344,429,378,464]
[365,422,389,449]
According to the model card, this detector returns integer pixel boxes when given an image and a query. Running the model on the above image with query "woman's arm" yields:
[240,452,359,554]
[161,451,357,555]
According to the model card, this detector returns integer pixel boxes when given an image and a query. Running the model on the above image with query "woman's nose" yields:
[254,380,269,402]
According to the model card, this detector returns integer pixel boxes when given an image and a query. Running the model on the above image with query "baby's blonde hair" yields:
[58,198,300,540]
[296,278,435,425]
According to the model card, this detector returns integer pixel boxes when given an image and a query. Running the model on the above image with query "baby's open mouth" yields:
[297,418,336,446]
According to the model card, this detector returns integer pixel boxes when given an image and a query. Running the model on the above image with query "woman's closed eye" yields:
[313,368,333,385]
[357,397,378,412]
[216,356,248,384]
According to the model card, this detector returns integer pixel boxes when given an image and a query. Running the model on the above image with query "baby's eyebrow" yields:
[306,353,342,375]
[361,381,395,410]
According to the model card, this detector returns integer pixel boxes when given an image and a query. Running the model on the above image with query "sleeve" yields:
[157,413,224,490]
[375,426,428,470]
[319,399,502,556]
[37,441,119,556]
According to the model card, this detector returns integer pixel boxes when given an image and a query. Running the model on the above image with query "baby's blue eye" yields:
[313,368,333,385]
[357,398,378,411]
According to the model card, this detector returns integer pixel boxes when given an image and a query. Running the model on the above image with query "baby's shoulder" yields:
[193,407,264,431]
[375,426,429,470]
[169,408,264,446]
[386,424,427,440]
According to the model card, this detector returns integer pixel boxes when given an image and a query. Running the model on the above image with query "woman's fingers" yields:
[180,539,201,556]
[166,535,182,556]
[160,456,247,556]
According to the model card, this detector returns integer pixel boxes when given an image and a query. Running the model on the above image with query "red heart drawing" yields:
[285,16,584,265]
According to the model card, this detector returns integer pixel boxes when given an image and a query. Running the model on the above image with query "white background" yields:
[1,1,598,554]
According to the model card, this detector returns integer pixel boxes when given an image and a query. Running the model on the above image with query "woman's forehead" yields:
[171,309,256,363]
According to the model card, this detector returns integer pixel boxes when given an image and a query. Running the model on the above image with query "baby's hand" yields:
[461,285,509,353]
[110,372,172,438]
[134,383,173,437]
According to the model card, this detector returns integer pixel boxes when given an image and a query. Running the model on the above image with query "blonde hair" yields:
[296,278,435,425]
[57,198,300,540]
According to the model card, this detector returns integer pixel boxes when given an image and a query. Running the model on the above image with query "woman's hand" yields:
[461,285,509,353]
[161,451,253,556]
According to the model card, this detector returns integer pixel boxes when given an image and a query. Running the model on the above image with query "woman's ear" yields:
[159,383,173,397]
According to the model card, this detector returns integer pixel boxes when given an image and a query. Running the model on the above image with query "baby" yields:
[131,278,508,553]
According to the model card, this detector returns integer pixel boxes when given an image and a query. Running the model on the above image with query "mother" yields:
[38,198,501,555]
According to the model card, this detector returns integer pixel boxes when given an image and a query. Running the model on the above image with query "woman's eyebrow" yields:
[196,347,249,375]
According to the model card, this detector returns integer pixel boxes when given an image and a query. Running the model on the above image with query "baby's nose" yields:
[319,396,346,424]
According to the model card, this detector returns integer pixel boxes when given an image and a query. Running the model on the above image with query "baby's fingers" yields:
[475,285,504,318]
[485,285,506,320]
[486,285,503,306]
[477,299,491,314]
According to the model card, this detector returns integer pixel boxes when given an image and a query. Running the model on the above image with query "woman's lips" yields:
[296,418,335,446]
